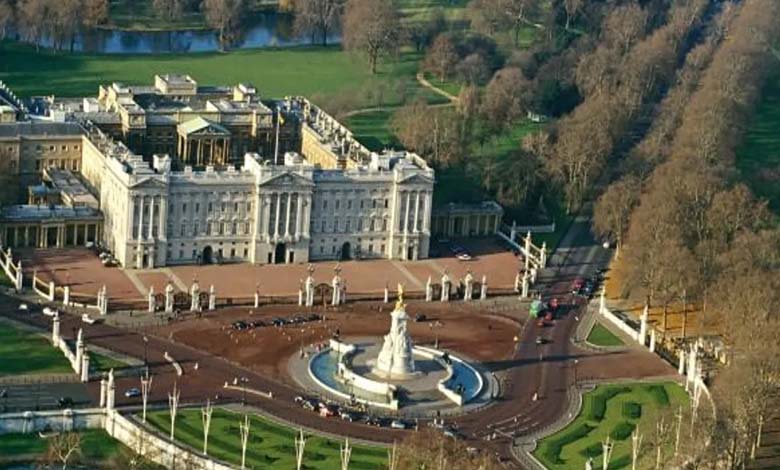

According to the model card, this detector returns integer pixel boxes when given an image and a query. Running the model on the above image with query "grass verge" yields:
[586,323,625,347]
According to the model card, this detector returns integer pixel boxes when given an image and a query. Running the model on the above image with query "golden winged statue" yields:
[395,283,405,310]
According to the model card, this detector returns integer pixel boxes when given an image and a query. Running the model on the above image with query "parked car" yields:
[535,336,548,345]
[301,399,317,411]
[124,388,141,398]
[306,313,322,322]
[456,252,472,261]
[42,307,57,317]
[81,314,96,324]
[339,410,355,421]
[271,318,285,327]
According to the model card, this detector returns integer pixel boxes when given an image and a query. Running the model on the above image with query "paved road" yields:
[0,212,673,468]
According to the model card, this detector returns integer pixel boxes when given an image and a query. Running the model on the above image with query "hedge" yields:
[538,423,596,464]
[588,387,631,421]
[609,421,636,441]
[622,401,642,420]
[647,385,670,406]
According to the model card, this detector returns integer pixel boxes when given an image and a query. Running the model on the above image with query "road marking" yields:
[123,269,150,297]
[162,268,188,291]
[390,260,425,289]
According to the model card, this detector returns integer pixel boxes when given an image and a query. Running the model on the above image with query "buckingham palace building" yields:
[0,75,436,268]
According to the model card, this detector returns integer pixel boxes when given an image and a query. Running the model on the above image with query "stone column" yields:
[425,276,432,302]
[423,192,432,233]
[302,194,311,239]
[148,286,155,313]
[63,286,70,307]
[274,193,281,240]
[190,282,201,312]
[384,285,389,304]
[463,272,473,302]
[75,328,84,373]
[285,192,292,238]
[106,369,115,411]
[52,313,61,347]
[440,274,450,302]
[540,242,547,268]
[80,353,90,383]
[521,272,529,298]
[99,378,107,408]
[480,275,487,300]
[678,349,686,375]
[403,192,411,251]
[165,282,174,313]
[295,193,302,240]
[148,196,155,240]
[649,329,656,353]
[414,191,420,232]
[137,196,145,241]
[208,285,216,311]
[639,304,649,346]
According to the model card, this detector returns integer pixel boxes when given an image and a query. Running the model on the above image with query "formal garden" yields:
[534,382,690,470]
[0,429,124,463]
[145,408,388,470]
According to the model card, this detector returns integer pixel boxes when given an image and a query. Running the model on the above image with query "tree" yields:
[593,176,639,257]
[0,0,14,39]
[293,0,342,46]
[480,67,531,128]
[202,0,245,50]
[603,2,648,54]
[51,0,82,51]
[153,0,184,21]
[563,0,583,30]
[424,34,459,81]
[391,100,465,167]
[82,0,109,28]
[455,52,491,85]
[18,0,48,50]
[45,432,82,470]
[396,428,500,470]
[342,0,401,74]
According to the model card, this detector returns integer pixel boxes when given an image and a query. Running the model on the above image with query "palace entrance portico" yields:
[177,117,231,167]
[0,206,102,249]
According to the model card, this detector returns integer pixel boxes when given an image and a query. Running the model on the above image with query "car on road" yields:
[339,410,355,421]
[535,336,548,345]
[271,317,285,327]
[450,245,465,255]
[124,388,141,398]
[58,397,74,408]
[18,304,28,311]
[443,427,463,439]
[571,277,584,295]
[43,307,57,317]
[81,314,98,324]
[549,298,560,311]
[318,403,337,417]
[306,313,322,322]
[414,314,427,322]
[301,399,317,411]
[231,321,249,331]
[456,252,472,261]
[391,419,409,430]
[582,279,596,298]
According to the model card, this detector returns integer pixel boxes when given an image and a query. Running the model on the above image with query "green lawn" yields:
[145,408,387,470]
[737,71,780,212]
[0,429,122,460]
[534,383,689,470]
[345,110,401,152]
[587,323,625,347]
[89,351,129,372]
[0,322,72,376]
[0,42,435,107]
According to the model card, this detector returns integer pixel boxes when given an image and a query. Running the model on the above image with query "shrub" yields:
[647,385,670,406]
[622,401,642,419]
[579,442,603,458]
[588,386,630,421]
[610,421,636,441]
[538,423,596,464]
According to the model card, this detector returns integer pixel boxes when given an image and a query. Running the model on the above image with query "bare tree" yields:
[293,0,342,46]
[603,2,648,54]
[593,176,640,256]
[480,67,531,128]
[51,0,82,51]
[0,0,15,39]
[424,34,459,81]
[18,0,48,50]
[202,0,245,50]
[153,0,184,22]
[563,0,583,30]
[45,432,82,470]
[342,0,401,74]
[82,0,109,28]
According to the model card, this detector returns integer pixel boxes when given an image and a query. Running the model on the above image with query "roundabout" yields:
[290,287,496,416]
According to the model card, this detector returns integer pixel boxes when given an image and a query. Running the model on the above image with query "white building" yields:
[0,77,436,268]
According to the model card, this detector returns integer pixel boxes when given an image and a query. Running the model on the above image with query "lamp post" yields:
[142,335,149,369]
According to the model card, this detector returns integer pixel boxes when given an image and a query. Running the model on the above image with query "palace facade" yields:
[0,76,437,268]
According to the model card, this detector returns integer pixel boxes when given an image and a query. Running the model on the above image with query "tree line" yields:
[592,0,780,466]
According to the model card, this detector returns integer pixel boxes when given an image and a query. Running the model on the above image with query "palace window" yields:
[195,203,200,213]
